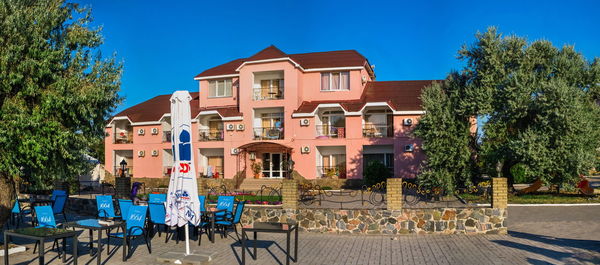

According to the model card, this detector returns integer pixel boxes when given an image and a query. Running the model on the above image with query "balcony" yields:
[162,131,172,142]
[318,166,346,179]
[253,87,284,100]
[199,129,224,141]
[113,166,134,177]
[253,127,284,140]
[114,131,133,144]
[163,166,172,177]
[316,125,345,139]
[362,124,393,138]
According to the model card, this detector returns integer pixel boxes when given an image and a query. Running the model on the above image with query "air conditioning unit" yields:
[403,118,413,126]
[404,144,414,152]
[138,150,145,157]
[151,150,159,156]
[151,128,159,135]
[301,146,310,154]
[237,124,245,131]
[226,123,235,131]
[361,75,368,84]
[231,148,240,155]
[137,128,145,135]
[300,118,310,126]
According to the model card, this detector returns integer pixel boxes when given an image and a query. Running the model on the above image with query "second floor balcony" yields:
[362,124,394,138]
[318,165,347,179]
[162,131,172,142]
[199,129,224,141]
[316,125,346,139]
[114,131,133,144]
[253,127,284,140]
[253,86,284,100]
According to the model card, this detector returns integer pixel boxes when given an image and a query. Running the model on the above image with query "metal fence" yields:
[298,182,386,209]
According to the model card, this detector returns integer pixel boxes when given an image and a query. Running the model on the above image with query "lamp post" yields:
[119,159,127,178]
[116,159,131,199]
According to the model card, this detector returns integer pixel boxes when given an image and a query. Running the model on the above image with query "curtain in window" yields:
[331,73,340,90]
[340,72,349,90]
[208,81,216,97]
[321,73,330,90]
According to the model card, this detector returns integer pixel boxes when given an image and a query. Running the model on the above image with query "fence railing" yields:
[253,127,284,140]
[317,166,347,179]
[315,125,345,138]
[199,129,224,141]
[298,182,386,209]
[253,87,284,100]
[362,124,393,138]
[113,166,134,178]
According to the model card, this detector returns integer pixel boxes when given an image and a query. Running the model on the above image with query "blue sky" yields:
[76,0,600,113]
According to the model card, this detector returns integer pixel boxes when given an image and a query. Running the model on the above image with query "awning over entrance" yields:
[237,141,293,152]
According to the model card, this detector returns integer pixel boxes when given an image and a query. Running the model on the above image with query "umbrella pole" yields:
[185,223,190,255]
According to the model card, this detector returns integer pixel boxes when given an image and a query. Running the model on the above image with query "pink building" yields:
[104,46,436,181]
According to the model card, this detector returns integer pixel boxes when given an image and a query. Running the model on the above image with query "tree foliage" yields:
[415,27,600,190]
[0,0,122,191]
[363,161,392,187]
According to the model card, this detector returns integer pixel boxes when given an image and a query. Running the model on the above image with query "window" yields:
[208,79,232,97]
[321,72,350,91]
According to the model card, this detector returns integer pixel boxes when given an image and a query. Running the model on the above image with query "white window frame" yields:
[321,72,350,91]
[208,79,232,98]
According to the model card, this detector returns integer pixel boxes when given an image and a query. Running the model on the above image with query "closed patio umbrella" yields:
[165,90,201,255]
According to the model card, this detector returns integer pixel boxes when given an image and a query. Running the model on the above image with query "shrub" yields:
[363,161,392,187]
[320,186,333,190]
[510,163,535,184]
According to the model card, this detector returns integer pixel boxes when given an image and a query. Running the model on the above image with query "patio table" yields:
[4,227,79,265]
[65,219,127,265]
[203,208,226,243]
[241,222,298,265]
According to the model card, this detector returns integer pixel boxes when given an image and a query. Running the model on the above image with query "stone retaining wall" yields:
[241,206,507,235]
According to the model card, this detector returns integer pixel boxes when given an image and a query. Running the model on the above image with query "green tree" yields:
[0,0,122,226]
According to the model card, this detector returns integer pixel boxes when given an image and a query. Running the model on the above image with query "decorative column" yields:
[282,179,299,210]
[492,177,508,209]
[386,178,403,211]
[115,177,131,199]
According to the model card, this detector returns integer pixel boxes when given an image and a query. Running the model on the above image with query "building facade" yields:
[104,46,436,180]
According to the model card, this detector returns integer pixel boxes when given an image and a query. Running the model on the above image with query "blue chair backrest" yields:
[51,190,67,201]
[125,205,148,236]
[216,196,235,216]
[34,206,57,228]
[96,195,116,218]
[233,201,245,224]
[149,193,166,203]
[198,196,206,212]
[148,202,166,225]
[11,199,20,213]
[118,199,133,218]
[52,194,67,214]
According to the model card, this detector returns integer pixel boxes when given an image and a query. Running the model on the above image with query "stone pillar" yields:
[282,179,298,210]
[197,178,207,196]
[492,177,508,209]
[386,178,403,211]
[115,177,131,199]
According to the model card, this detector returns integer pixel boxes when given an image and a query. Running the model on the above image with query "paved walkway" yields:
[4,205,600,264]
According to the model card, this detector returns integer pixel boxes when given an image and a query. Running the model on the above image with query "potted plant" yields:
[251,162,262,179]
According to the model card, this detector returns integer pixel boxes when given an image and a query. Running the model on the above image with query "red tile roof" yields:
[111,93,241,123]
[293,80,440,114]
[194,45,370,78]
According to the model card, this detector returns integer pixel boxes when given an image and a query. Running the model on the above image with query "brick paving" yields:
[4,227,599,264]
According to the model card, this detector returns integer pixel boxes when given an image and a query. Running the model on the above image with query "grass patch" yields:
[457,191,600,204]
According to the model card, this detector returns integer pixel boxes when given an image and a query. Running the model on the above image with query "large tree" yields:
[416,27,600,191]
[0,0,121,226]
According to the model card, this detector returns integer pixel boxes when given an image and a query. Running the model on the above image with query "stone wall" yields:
[241,206,507,235]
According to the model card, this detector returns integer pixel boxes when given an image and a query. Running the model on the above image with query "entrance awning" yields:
[237,141,293,152]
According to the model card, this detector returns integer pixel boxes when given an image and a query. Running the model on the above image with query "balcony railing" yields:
[362,124,394,138]
[163,166,172,177]
[316,125,345,139]
[162,131,172,142]
[113,166,134,177]
[200,166,224,178]
[199,129,224,141]
[253,87,284,100]
[318,166,347,179]
[114,131,133,144]
[253,127,284,140]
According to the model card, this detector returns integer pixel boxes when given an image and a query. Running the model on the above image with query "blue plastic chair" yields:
[107,205,151,257]
[215,196,235,220]
[216,201,246,240]
[32,206,60,254]
[118,199,133,219]
[96,195,120,219]
[52,193,68,222]
[148,201,177,243]
[195,195,211,245]
[148,193,167,203]
[10,198,31,228]
[50,190,67,201]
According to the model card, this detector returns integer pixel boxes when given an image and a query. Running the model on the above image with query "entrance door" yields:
[262,153,283,178]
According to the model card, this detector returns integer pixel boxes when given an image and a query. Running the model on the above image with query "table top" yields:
[243,222,297,232]
[65,219,126,230]
[5,227,79,240]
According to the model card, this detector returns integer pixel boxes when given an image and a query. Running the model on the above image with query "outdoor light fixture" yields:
[120,159,127,178]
